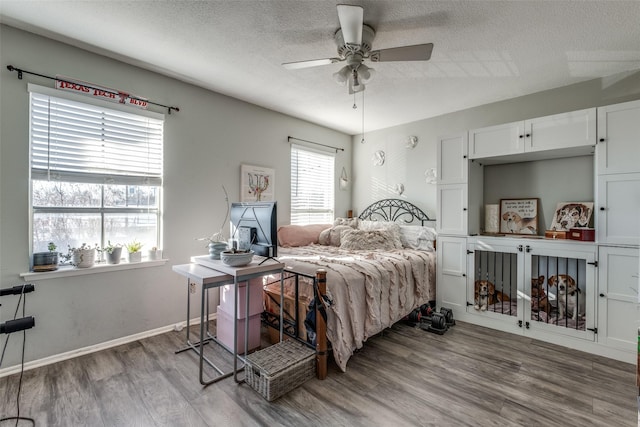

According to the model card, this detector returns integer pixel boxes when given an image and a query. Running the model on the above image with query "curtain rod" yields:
[6,65,180,114]
[287,136,344,153]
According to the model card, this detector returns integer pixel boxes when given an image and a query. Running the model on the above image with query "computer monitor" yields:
[229,201,277,258]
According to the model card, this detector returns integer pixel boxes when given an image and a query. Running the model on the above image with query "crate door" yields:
[467,242,522,325]
[525,247,596,341]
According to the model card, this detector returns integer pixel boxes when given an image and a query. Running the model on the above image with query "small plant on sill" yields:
[125,240,144,253]
[99,240,122,255]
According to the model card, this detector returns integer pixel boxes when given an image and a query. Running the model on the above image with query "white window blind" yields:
[30,90,163,185]
[290,144,335,225]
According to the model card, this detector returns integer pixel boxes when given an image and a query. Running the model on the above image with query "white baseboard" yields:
[0,313,218,378]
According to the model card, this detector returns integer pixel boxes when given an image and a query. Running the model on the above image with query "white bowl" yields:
[220,250,254,267]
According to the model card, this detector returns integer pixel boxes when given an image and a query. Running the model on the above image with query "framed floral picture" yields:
[500,198,539,235]
[549,202,594,231]
[241,164,275,202]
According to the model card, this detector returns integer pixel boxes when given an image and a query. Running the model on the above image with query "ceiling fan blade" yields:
[282,58,341,70]
[337,4,363,46]
[370,43,434,62]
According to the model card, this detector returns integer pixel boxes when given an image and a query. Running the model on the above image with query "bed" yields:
[264,199,437,373]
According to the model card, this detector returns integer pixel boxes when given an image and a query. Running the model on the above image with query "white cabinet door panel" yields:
[469,122,523,159]
[526,108,596,152]
[597,100,640,175]
[597,173,640,245]
[437,134,468,184]
[597,246,639,352]
[437,184,467,235]
[437,236,468,311]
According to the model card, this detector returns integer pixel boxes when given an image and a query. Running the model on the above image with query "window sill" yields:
[20,259,169,281]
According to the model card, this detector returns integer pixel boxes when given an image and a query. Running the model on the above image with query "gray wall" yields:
[0,25,351,369]
[352,70,640,221]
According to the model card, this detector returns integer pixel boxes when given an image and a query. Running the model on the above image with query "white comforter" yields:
[276,245,436,371]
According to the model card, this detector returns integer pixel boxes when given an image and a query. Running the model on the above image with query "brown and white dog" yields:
[474,280,510,311]
[548,274,584,320]
[530,275,550,314]
[502,211,536,234]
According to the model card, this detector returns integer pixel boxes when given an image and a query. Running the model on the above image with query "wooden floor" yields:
[0,320,636,426]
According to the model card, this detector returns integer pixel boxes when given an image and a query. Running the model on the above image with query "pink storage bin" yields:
[219,278,264,318]
[216,304,261,354]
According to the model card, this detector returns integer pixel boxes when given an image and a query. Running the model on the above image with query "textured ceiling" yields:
[1,1,640,135]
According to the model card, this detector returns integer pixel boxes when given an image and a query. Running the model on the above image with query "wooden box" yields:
[545,230,568,240]
[568,227,596,241]
[244,340,316,401]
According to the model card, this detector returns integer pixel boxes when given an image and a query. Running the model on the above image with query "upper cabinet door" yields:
[468,121,524,159]
[597,100,640,175]
[525,108,596,153]
[437,133,468,184]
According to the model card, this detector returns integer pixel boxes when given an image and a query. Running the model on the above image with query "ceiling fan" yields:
[282,4,434,94]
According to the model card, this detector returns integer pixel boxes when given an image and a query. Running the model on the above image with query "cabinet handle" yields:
[463,208,467,211]
[462,273,466,277]
[600,207,605,211]
[463,155,467,159]
[599,138,605,142]
[525,133,531,138]
[599,293,605,297]
[519,135,524,139]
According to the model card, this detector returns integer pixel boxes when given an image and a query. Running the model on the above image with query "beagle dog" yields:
[548,274,584,320]
[474,280,510,311]
[502,211,536,234]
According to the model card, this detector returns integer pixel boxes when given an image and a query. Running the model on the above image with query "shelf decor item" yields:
[499,198,539,235]
[100,241,123,265]
[61,243,97,268]
[484,204,500,234]
[220,249,254,267]
[549,202,594,231]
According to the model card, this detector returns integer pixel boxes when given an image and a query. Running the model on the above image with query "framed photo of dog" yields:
[549,202,594,231]
[500,198,539,235]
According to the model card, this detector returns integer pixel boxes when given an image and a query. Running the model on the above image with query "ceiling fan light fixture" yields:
[332,65,351,86]
[358,64,375,83]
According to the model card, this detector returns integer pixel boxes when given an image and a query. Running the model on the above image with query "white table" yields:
[173,256,284,385]
[191,255,284,383]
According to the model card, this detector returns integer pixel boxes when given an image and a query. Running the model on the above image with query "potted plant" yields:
[32,242,59,272]
[148,246,162,260]
[60,243,98,268]
[197,185,230,260]
[100,241,123,265]
[126,239,144,263]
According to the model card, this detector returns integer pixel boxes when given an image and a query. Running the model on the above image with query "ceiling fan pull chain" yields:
[353,91,357,109]
[361,90,366,144]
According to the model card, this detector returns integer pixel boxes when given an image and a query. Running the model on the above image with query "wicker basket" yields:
[245,340,316,401]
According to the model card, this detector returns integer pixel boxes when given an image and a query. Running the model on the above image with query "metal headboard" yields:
[358,199,432,225]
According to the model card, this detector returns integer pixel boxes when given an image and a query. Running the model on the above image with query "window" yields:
[29,85,164,255]
[290,144,335,225]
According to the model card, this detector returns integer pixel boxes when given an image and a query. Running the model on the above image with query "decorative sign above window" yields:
[55,77,148,109]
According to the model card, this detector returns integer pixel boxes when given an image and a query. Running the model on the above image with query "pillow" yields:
[358,220,403,249]
[318,225,353,246]
[334,217,358,228]
[399,225,437,251]
[340,229,397,251]
[277,224,332,247]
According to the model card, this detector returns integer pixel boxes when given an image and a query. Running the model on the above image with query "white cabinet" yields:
[463,237,597,342]
[436,236,468,312]
[597,99,640,175]
[437,184,468,236]
[469,122,523,159]
[469,108,596,160]
[596,173,640,245]
[597,246,639,353]
[437,133,467,184]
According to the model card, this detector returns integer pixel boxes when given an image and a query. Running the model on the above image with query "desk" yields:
[172,263,234,385]
[191,255,284,383]
[173,256,284,386]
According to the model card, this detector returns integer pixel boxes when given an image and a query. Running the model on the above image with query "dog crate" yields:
[468,238,596,340]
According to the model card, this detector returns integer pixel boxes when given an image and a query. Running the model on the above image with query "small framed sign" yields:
[500,198,539,235]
